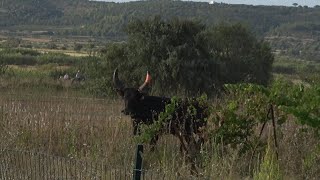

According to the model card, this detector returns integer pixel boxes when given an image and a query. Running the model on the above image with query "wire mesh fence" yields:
[0,95,180,180]
[0,148,130,180]
[0,148,172,180]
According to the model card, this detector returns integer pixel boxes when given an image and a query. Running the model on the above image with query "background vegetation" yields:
[0,0,320,61]
[0,0,319,179]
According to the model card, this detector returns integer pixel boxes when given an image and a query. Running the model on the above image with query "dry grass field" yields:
[34,48,89,57]
[0,91,187,179]
[1,89,319,179]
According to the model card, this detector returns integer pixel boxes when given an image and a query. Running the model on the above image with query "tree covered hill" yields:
[1,0,320,61]
[0,0,319,38]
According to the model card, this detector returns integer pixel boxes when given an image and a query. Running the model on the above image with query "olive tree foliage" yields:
[88,17,274,97]
[84,43,128,97]
[123,16,222,96]
[205,23,274,86]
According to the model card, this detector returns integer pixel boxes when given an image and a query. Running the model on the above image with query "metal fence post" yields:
[133,144,143,180]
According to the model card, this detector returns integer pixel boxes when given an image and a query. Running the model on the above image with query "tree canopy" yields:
[88,17,274,97]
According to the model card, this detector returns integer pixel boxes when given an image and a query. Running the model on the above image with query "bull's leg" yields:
[177,134,200,176]
[174,129,201,175]
[184,134,202,176]
[178,134,189,154]
[175,136,190,154]
[179,144,184,153]
[132,120,141,135]
[150,135,159,152]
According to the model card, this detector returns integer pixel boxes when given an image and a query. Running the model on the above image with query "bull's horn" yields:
[113,68,125,90]
[139,71,152,91]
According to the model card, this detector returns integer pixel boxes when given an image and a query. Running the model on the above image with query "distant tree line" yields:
[267,22,320,62]
[1,0,319,62]
[1,0,319,39]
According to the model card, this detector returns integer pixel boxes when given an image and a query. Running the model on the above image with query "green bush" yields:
[205,78,320,159]
[0,53,37,65]
[1,48,41,56]
[91,18,274,97]
[36,52,78,65]
[0,61,9,75]
[0,48,79,66]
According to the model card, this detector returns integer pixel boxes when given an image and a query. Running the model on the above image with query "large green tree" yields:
[90,17,273,97]
[206,23,274,86]
[123,16,221,96]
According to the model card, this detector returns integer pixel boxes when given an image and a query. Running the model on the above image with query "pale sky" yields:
[92,0,319,7]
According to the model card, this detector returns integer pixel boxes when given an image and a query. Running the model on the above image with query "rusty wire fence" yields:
[0,148,174,180]
[0,94,180,180]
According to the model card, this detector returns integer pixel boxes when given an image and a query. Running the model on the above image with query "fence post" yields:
[133,144,143,180]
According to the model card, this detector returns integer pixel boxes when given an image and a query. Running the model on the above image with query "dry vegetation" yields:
[0,89,319,179]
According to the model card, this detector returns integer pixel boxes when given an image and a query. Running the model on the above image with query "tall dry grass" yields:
[1,91,319,179]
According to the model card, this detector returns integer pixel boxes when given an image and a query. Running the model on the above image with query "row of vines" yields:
[216,78,320,142]
[135,78,319,177]
[209,78,320,178]
[140,78,319,149]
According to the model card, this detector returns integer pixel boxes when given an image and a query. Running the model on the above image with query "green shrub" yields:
[1,48,41,56]
[0,53,37,65]
[36,52,77,65]
[0,61,9,75]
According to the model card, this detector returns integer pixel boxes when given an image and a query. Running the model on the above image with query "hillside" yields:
[1,0,319,36]
[0,0,319,61]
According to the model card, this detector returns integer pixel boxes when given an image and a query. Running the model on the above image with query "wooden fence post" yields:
[133,144,143,180]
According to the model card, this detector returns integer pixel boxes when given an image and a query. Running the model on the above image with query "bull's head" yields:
[113,69,152,116]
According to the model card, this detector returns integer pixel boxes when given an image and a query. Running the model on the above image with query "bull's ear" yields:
[139,94,145,100]
[137,91,145,101]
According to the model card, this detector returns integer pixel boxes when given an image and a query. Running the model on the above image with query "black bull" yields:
[113,69,209,152]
